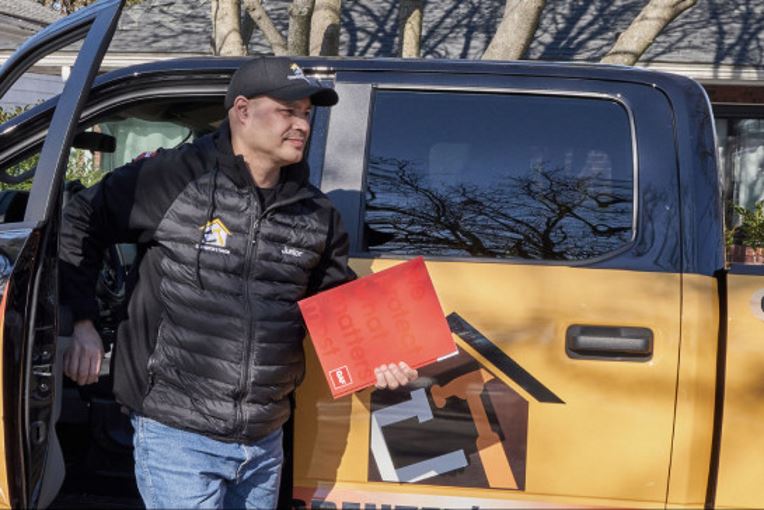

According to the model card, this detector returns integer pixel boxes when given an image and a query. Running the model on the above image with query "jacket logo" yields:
[198,218,231,254]
[282,246,303,258]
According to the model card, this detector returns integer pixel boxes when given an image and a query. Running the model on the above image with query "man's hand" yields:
[374,362,418,390]
[64,320,104,386]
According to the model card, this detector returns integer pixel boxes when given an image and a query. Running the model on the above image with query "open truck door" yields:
[0,0,124,506]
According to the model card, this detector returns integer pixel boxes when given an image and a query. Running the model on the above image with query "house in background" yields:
[1,0,763,222]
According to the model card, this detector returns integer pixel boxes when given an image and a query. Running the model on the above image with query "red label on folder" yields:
[298,257,456,398]
[329,366,352,390]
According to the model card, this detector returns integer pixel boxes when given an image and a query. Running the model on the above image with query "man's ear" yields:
[231,96,250,124]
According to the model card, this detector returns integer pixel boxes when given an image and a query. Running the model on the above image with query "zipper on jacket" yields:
[236,191,267,436]
[236,189,312,437]
[237,191,260,437]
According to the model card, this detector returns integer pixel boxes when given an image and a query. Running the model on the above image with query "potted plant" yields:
[728,200,764,264]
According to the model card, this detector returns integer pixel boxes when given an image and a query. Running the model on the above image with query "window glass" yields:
[0,111,199,225]
[97,118,192,172]
[0,144,102,224]
[0,37,80,124]
[0,141,110,224]
[718,117,764,264]
[0,152,36,223]
[363,90,634,261]
[0,37,77,224]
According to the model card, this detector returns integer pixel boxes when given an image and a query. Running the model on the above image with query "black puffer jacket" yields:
[60,121,354,443]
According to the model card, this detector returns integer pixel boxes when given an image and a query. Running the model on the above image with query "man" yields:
[59,57,417,509]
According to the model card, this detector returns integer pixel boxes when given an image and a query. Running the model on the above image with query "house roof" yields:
[109,0,211,56]
[0,0,61,49]
[1,0,761,83]
[106,0,764,70]
[0,0,60,24]
[527,0,764,69]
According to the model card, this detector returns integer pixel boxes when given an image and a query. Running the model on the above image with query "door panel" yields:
[295,260,680,507]
[715,267,764,508]
[666,274,719,507]
[295,71,684,508]
[0,1,124,507]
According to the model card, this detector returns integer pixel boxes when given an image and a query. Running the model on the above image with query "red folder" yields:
[298,257,457,398]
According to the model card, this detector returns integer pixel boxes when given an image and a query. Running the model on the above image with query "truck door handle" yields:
[566,325,653,361]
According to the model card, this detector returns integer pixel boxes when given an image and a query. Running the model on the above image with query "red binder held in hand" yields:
[298,257,457,398]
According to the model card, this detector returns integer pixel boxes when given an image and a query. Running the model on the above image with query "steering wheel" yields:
[96,244,127,306]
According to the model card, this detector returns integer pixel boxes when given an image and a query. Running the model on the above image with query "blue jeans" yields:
[130,414,283,509]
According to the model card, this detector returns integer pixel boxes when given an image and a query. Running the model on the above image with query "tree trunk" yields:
[242,0,288,55]
[482,0,546,61]
[240,7,256,48]
[288,0,315,55]
[399,0,423,58]
[310,0,341,56]
[601,0,698,65]
[212,0,247,56]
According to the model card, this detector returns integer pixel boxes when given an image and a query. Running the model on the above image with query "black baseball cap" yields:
[225,57,338,109]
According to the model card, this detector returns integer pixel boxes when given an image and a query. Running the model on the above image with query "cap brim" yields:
[269,83,339,107]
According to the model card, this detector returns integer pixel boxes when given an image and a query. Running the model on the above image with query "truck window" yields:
[362,90,634,261]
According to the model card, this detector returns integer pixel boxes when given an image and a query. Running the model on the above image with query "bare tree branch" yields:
[365,157,632,260]
[399,0,423,58]
[212,0,247,56]
[482,0,546,60]
[242,0,288,55]
[601,0,698,65]
[288,0,315,55]
[310,0,341,56]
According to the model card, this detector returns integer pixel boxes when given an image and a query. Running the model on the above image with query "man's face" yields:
[240,95,312,168]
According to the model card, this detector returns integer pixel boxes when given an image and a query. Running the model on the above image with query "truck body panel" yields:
[716,268,764,508]
[294,263,683,507]
[668,274,719,507]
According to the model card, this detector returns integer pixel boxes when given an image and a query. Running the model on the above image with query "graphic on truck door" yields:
[369,313,563,491]
[295,78,686,507]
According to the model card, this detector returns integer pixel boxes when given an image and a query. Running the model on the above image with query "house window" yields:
[717,116,764,263]
[362,90,634,261]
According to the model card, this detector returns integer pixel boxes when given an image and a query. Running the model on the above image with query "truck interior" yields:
[0,95,228,507]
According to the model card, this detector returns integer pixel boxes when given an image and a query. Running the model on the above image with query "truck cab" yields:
[0,1,762,508]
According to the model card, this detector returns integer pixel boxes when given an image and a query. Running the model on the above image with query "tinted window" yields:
[363,90,634,261]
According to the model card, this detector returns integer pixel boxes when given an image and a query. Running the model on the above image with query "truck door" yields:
[0,1,124,507]
[293,71,685,508]
[715,264,764,508]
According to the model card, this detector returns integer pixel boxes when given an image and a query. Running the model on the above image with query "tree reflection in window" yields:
[365,157,632,260]
[362,90,634,261]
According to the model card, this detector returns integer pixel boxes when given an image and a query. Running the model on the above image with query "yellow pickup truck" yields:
[0,0,761,508]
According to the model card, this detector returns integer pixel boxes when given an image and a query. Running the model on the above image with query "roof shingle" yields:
[0,0,61,49]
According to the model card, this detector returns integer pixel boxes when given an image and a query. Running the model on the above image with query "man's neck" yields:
[231,139,280,188]
[246,160,281,189]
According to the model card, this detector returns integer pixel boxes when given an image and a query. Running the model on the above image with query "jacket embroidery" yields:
[281,246,304,258]
[198,218,231,254]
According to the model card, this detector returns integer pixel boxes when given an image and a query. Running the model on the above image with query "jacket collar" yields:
[212,119,312,202]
